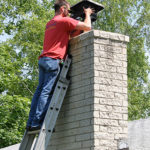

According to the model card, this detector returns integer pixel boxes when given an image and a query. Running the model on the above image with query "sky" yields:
[0,33,13,43]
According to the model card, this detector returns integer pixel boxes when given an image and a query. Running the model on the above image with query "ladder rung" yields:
[59,76,69,84]
[27,130,40,135]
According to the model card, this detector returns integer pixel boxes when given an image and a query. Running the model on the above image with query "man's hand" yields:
[74,7,94,33]
[83,7,94,16]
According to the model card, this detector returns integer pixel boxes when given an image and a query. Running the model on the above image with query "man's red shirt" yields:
[39,15,79,59]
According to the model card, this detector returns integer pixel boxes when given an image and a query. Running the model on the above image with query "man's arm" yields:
[75,7,93,32]
[70,8,93,38]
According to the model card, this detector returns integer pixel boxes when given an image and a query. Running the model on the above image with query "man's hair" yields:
[54,0,69,12]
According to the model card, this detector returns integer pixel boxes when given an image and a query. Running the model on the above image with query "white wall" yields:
[128,118,150,150]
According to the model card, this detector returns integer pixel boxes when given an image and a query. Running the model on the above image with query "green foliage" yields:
[0,0,150,148]
[0,95,30,148]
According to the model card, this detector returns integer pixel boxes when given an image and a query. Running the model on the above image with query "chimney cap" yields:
[70,0,104,22]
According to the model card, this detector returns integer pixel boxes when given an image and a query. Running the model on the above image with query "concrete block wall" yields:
[48,30,129,150]
[128,118,150,150]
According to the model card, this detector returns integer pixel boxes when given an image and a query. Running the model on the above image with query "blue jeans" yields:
[27,57,60,127]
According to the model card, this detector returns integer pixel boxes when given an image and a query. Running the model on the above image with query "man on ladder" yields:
[26,0,93,132]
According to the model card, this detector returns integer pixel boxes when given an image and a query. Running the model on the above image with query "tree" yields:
[0,95,29,148]
[94,0,150,120]
[0,0,52,147]
[0,0,150,147]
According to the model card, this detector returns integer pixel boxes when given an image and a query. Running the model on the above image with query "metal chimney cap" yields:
[71,0,104,14]
[70,0,104,22]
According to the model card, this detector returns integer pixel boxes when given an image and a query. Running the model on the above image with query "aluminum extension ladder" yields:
[19,55,72,150]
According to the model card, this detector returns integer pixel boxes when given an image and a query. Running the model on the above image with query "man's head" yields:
[54,0,70,17]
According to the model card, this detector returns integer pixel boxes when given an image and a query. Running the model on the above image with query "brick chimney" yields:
[48,30,129,150]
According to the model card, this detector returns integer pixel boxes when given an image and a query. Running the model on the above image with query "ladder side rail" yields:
[60,55,72,78]
[33,81,63,150]
[34,81,69,150]
[19,131,28,150]
[25,135,36,150]
[45,82,69,149]
[19,131,36,150]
